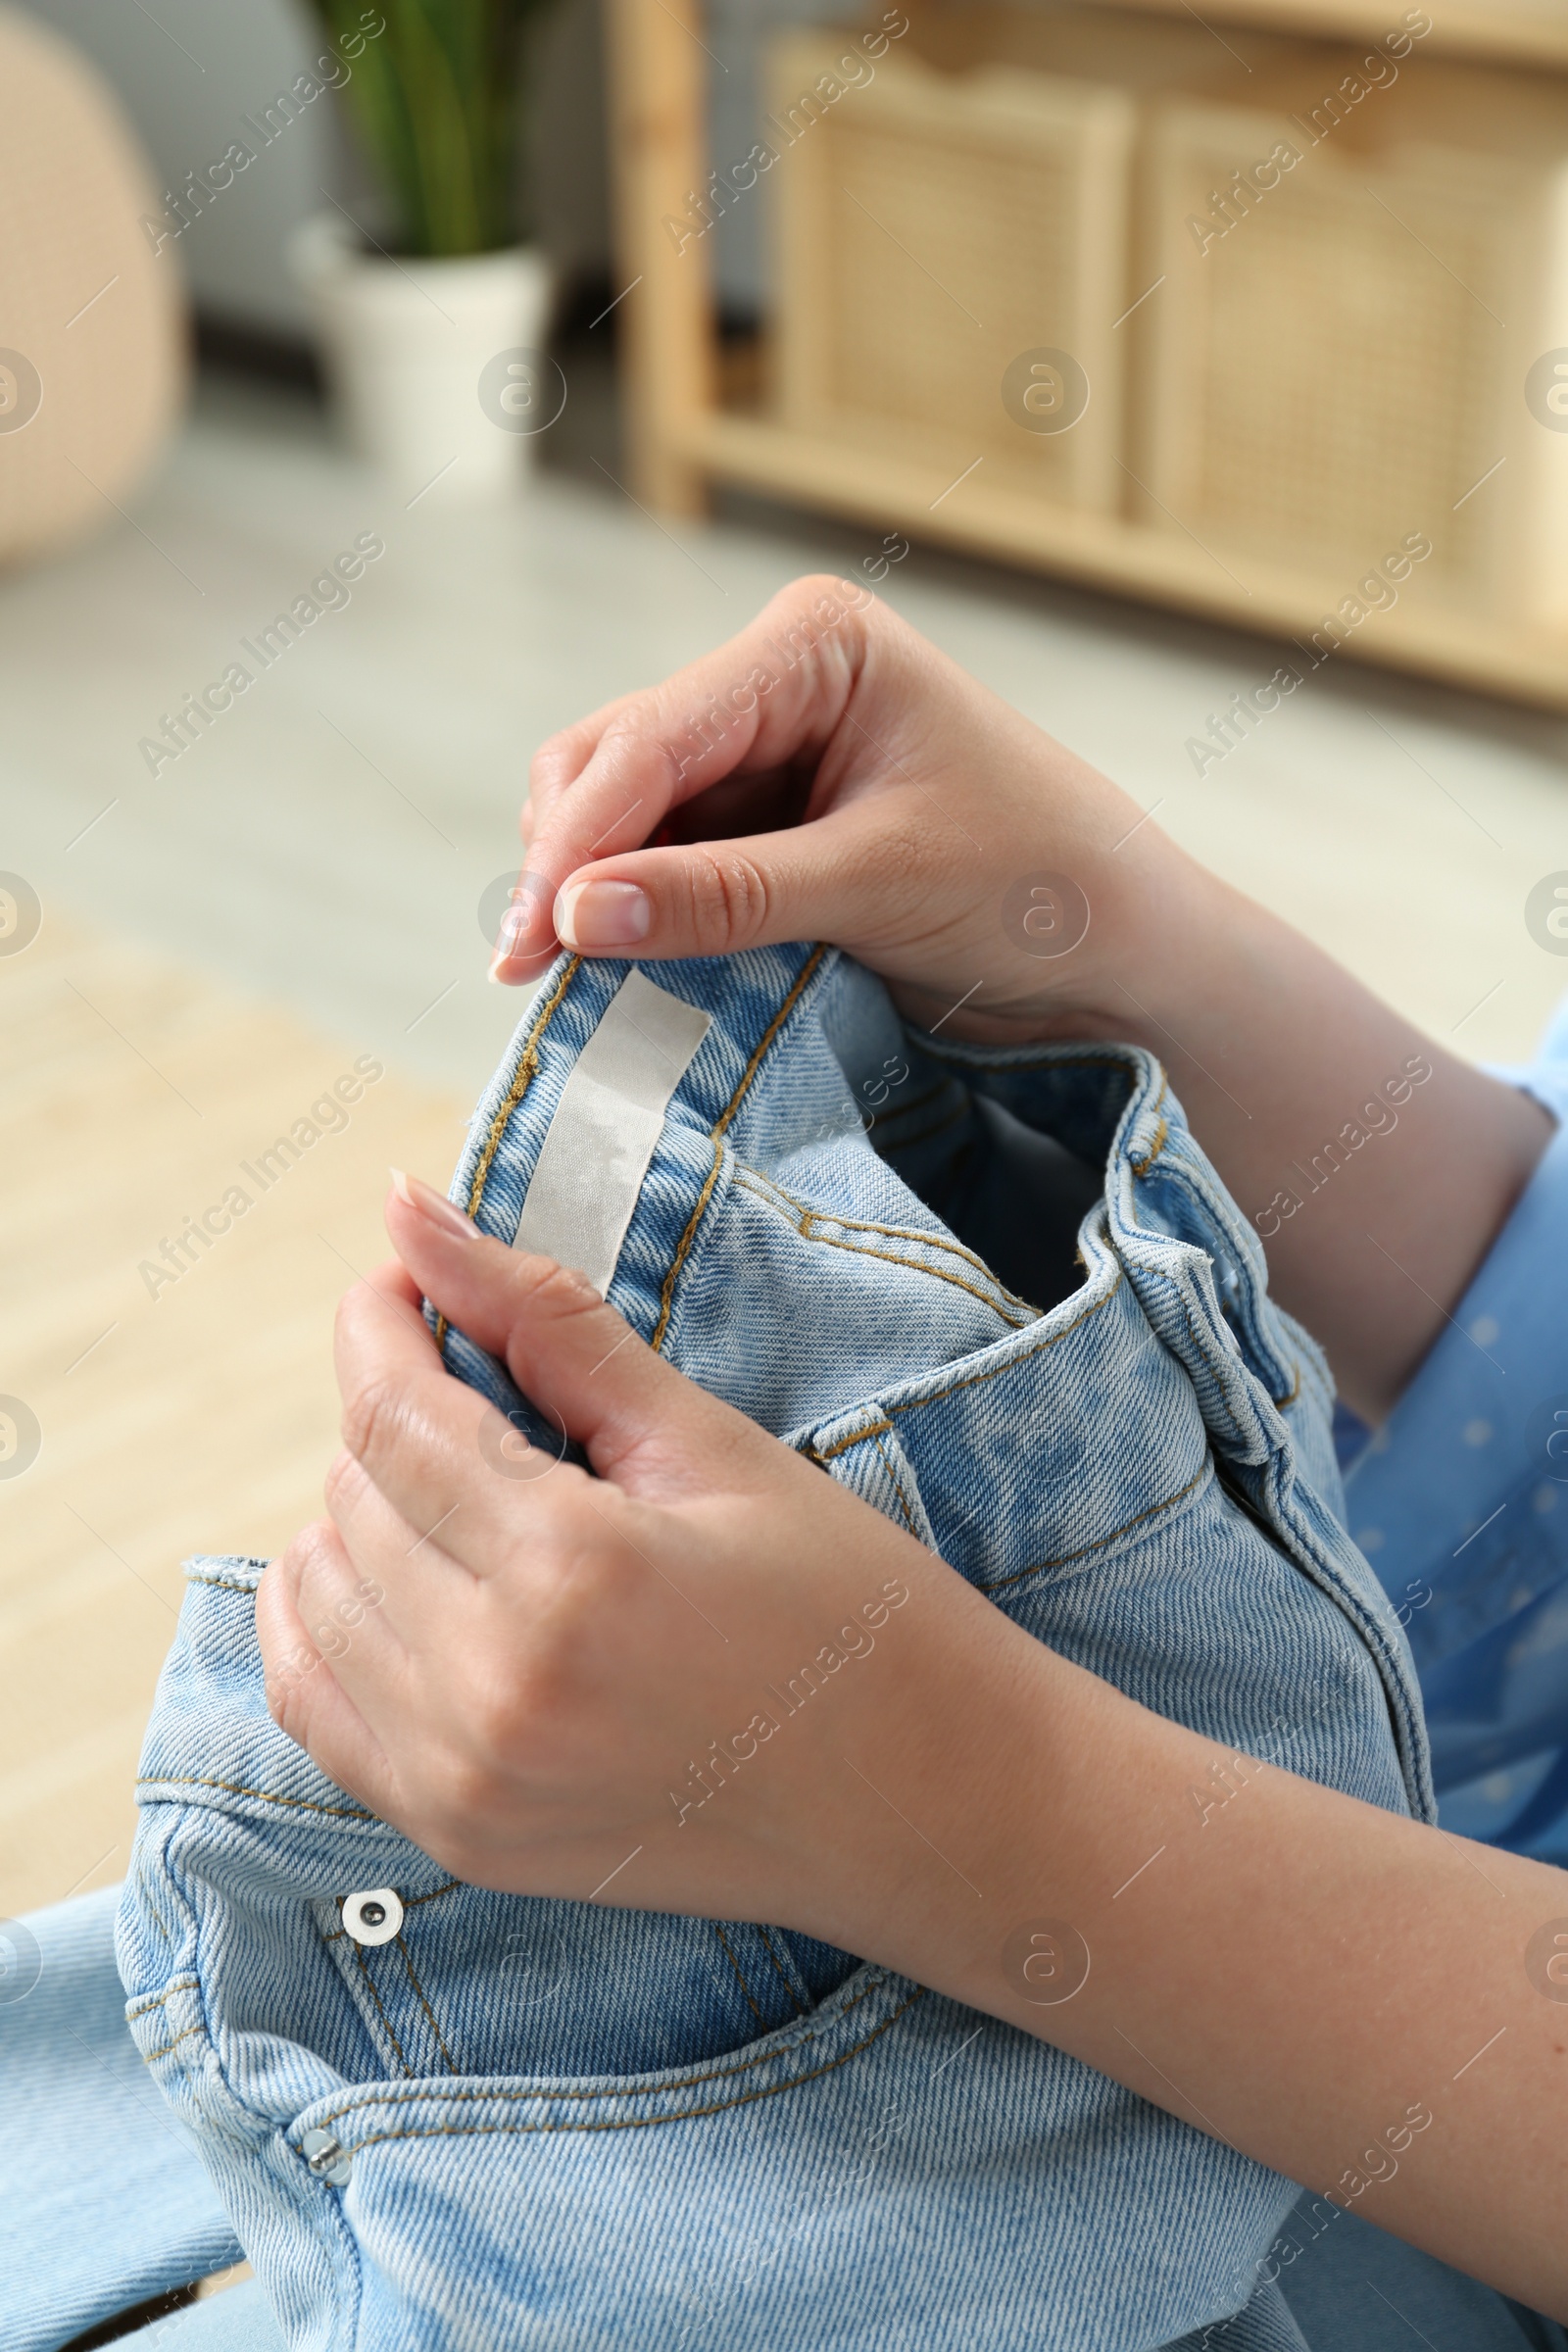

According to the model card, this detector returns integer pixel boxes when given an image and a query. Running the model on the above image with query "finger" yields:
[491,573,879,981]
[550,795,928,963]
[322,1446,470,1628]
[332,1256,565,1572]
[256,1528,401,1819]
[382,1172,750,1492]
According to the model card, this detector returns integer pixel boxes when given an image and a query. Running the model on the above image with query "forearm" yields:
[802,1605,1568,2318]
[1039,844,1552,1422]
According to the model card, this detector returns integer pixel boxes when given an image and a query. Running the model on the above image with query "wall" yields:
[12,0,613,331]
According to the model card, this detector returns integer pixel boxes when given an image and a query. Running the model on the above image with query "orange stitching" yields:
[756,1927,808,2018]
[136,1774,375,1822]
[435,955,583,1351]
[711,947,829,1143]
[651,1138,723,1353]
[321,1877,463,1943]
[733,1173,1034,1326]
[651,948,830,1352]
[872,1433,921,1539]
[976,1462,1209,1592]
[317,1972,893,2130]
[752,1169,1004,1284]
[326,1989,924,2150]
[127,1976,199,2020]
[357,1946,412,2078]
[1129,1116,1168,1179]
[397,1934,459,2076]
[810,1271,1124,1461]
[711,1925,764,2023]
[185,1575,258,1596]
[140,2019,205,2063]
[406,1879,462,1911]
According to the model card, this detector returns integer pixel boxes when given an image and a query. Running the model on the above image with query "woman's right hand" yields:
[493,572,1201,1046]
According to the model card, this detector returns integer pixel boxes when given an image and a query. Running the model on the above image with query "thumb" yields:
[552,785,926,959]
[385,1173,743,1489]
[551,801,897,963]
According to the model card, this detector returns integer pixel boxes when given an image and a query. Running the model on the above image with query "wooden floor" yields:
[0,913,464,1920]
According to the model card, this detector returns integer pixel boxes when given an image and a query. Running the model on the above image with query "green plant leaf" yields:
[303,0,561,256]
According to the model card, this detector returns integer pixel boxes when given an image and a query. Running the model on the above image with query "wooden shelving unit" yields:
[604,0,1568,710]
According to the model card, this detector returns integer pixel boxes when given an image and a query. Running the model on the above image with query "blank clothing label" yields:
[511,966,712,1295]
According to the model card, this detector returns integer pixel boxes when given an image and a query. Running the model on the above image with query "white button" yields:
[342,1887,403,1945]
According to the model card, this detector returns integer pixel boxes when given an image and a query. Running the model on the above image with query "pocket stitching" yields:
[318,1984,926,2148]
[313,1970,908,2132]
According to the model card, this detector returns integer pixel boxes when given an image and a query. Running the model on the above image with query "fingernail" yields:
[389,1167,476,1241]
[488,878,551,982]
[555,880,652,951]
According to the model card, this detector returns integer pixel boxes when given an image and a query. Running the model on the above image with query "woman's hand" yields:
[494,571,1195,1046]
[498,573,1550,1419]
[259,1176,1568,2320]
[254,1172,1007,1936]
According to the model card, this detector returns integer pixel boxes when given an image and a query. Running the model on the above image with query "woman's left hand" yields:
[255,1173,999,1940]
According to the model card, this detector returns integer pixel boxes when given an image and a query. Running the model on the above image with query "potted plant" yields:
[291,0,563,499]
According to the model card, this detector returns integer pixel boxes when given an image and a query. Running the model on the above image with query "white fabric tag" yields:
[512,967,712,1295]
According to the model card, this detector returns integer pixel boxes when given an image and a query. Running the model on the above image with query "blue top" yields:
[1343,996,1568,1862]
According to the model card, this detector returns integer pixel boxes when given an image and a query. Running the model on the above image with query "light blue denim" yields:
[1342,1008,1568,1862]
[118,942,1433,2352]
[0,1883,241,2352]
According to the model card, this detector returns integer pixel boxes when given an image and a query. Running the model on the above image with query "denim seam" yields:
[652,947,832,1351]
[396,1933,459,2075]
[315,1969,897,2128]
[652,1140,725,1353]
[1121,1135,1298,1401]
[872,1433,922,1540]
[138,1775,377,1822]
[126,1974,201,2020]
[710,1924,765,2023]
[141,2018,207,2064]
[733,1171,1034,1326]
[186,1574,260,1596]
[357,1945,413,2077]
[743,1166,1024,1285]
[810,1268,1126,1459]
[733,1171,1035,1325]
[712,946,831,1144]
[321,1988,926,2149]
[320,1880,463,1942]
[435,952,584,1354]
[1130,1113,1170,1179]
[975,1461,1211,1592]
[755,1927,808,2018]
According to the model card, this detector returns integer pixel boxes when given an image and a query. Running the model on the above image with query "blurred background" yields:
[4,0,1568,1932]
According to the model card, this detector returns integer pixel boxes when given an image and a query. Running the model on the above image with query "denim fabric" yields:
[1344,1021,1568,1862]
[118,2281,289,2352]
[119,944,1431,2352]
[1162,2189,1568,2352]
[0,1885,240,2352]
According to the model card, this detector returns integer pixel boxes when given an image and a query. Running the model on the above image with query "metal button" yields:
[342,1887,403,1946]
[302,2127,352,2185]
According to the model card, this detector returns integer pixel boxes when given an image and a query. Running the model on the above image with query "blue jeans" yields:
[113,944,1434,2350]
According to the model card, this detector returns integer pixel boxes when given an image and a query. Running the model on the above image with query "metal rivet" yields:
[342,1886,403,1946]
[302,2128,352,2185]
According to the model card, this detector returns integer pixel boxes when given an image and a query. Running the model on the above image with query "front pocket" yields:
[311,1886,860,2084]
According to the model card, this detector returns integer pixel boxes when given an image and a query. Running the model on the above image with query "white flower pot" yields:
[289,215,558,503]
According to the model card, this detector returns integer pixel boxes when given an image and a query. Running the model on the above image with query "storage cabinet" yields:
[606,0,1568,707]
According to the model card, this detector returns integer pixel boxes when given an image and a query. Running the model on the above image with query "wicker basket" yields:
[1136,67,1568,623]
[768,33,1135,513]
